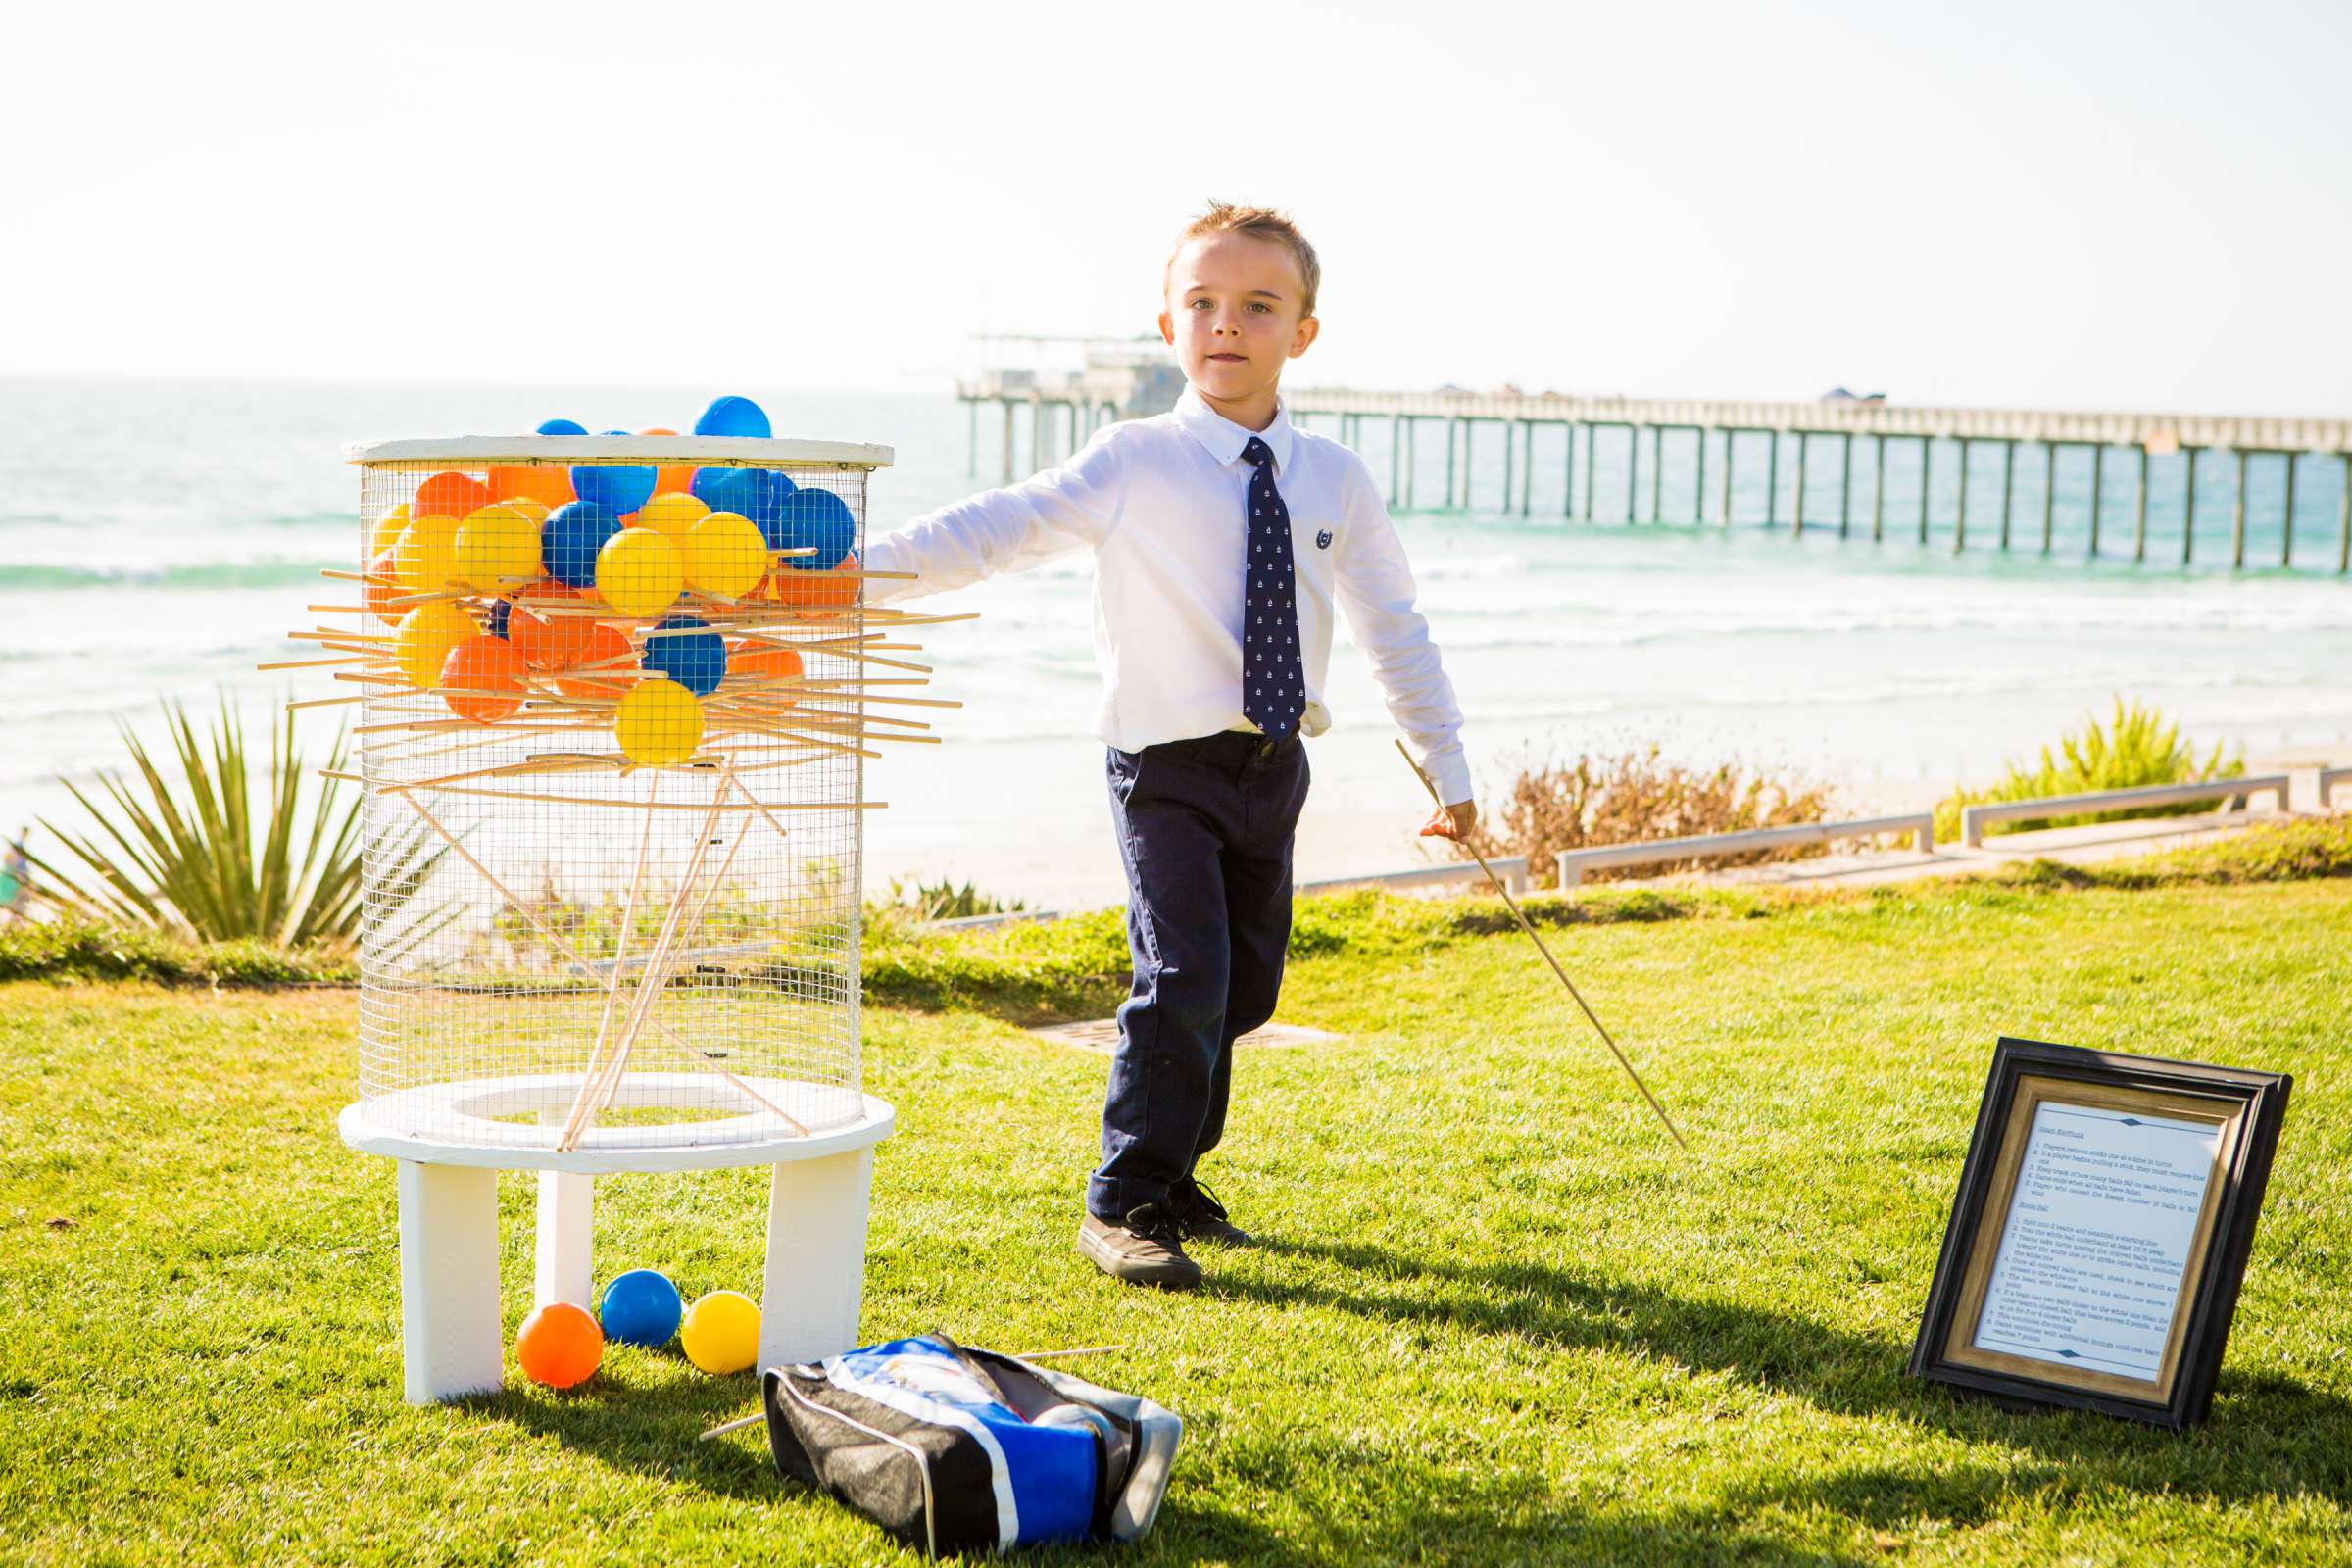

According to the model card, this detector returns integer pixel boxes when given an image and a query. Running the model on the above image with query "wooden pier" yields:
[956,375,2352,574]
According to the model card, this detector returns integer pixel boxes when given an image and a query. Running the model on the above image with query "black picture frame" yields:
[1908,1037,2290,1428]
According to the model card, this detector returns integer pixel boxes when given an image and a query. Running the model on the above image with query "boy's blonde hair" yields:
[1166,201,1320,319]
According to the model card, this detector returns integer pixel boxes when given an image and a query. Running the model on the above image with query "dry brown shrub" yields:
[1457,746,1840,887]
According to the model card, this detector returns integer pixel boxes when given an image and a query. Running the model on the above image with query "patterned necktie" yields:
[1240,435,1304,741]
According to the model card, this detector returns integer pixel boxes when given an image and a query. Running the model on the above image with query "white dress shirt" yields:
[864,384,1473,806]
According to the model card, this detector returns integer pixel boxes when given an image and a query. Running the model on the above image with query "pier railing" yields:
[959,371,2352,574]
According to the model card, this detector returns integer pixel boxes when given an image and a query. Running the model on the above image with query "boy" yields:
[864,202,1476,1289]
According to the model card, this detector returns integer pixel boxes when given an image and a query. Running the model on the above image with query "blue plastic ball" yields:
[775,487,857,569]
[598,1268,684,1348]
[571,432,658,516]
[485,598,513,640]
[643,613,726,696]
[693,395,771,439]
[543,502,619,589]
[695,468,799,546]
[536,417,588,436]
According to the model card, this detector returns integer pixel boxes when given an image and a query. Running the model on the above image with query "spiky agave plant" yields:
[26,695,442,948]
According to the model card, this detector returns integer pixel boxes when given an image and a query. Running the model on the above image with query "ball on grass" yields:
[679,1290,761,1374]
[515,1301,603,1390]
[598,1269,684,1348]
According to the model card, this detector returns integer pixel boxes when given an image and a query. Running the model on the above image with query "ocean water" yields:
[3,376,2347,907]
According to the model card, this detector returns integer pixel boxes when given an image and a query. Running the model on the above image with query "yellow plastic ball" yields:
[614,677,705,766]
[504,494,552,527]
[681,511,767,601]
[637,491,710,538]
[456,503,542,592]
[679,1289,761,1375]
[394,601,478,691]
[596,528,684,618]
[394,514,463,596]
[368,502,411,560]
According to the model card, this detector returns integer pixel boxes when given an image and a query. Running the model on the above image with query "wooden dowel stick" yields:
[561,777,662,1146]
[258,655,371,672]
[390,788,810,1138]
[1393,738,1687,1151]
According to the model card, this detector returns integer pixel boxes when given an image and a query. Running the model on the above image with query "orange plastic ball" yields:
[766,552,861,609]
[413,470,491,520]
[727,639,803,683]
[508,582,598,670]
[440,634,529,723]
[554,622,638,699]
[486,463,575,510]
[362,548,404,625]
[640,427,696,499]
[514,1301,603,1390]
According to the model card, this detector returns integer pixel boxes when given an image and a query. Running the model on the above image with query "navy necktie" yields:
[1240,435,1304,741]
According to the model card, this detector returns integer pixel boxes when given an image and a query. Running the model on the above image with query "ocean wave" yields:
[0,560,330,592]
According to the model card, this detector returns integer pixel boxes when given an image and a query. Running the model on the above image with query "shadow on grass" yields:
[1219,1237,2352,1516]
[466,1348,1859,1565]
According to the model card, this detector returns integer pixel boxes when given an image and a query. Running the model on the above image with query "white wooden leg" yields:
[760,1149,874,1370]
[533,1169,594,1310]
[395,1159,504,1404]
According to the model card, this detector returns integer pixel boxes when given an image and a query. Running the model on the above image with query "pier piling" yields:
[2231,450,2249,567]
[2281,454,2298,568]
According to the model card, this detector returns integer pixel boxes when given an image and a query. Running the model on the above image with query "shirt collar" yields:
[1174,383,1296,476]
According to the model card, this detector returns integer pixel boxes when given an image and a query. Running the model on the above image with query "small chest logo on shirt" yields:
[1314,528,1333,550]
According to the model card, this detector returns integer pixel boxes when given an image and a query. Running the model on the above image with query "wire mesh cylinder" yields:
[349,440,886,1151]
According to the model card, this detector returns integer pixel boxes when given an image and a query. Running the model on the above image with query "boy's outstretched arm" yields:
[863,429,1129,605]
[1332,462,1478,843]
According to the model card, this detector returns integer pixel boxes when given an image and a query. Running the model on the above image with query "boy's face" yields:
[1158,233,1319,409]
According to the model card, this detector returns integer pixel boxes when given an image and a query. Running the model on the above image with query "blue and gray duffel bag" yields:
[761,1334,1183,1556]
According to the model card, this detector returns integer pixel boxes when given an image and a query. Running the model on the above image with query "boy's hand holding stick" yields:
[1394,739,1689,1151]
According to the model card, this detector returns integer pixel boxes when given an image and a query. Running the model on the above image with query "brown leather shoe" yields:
[1171,1176,1253,1247]
[1077,1204,1202,1289]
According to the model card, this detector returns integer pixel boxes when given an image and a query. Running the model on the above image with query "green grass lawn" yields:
[2,875,2348,1564]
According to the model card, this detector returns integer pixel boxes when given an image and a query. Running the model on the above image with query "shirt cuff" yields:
[1421,744,1474,808]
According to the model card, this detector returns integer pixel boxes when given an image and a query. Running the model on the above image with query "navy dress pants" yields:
[1087,731,1311,1223]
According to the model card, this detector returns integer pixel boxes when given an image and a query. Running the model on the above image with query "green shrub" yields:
[24,696,445,947]
[1934,698,2242,842]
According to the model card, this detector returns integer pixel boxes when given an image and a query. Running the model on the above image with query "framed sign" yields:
[1908,1037,2290,1428]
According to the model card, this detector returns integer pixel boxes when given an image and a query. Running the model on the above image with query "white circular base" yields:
[339,1073,893,1174]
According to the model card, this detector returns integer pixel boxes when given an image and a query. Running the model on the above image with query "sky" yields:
[4,0,2347,416]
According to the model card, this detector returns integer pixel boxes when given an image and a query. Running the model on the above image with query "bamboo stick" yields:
[1393,739,1687,1150]
[561,777,662,1147]
[391,787,810,1140]
[376,783,885,811]
[259,655,373,671]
